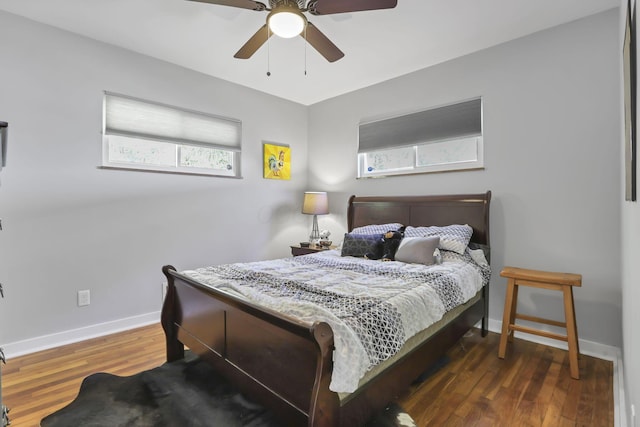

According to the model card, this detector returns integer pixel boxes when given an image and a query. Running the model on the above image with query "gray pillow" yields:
[404,224,473,254]
[394,236,440,265]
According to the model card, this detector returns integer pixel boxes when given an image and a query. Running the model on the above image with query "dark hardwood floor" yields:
[2,324,613,426]
[402,329,613,426]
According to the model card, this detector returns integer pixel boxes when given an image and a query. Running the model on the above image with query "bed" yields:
[161,191,491,426]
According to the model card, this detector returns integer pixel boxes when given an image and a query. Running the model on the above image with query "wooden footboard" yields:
[161,265,339,426]
[160,265,338,425]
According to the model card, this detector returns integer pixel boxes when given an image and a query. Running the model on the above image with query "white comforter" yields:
[183,248,489,393]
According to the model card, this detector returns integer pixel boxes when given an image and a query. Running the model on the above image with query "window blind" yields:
[104,92,241,151]
[358,98,482,152]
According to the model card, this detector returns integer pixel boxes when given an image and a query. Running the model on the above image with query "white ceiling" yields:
[0,0,619,105]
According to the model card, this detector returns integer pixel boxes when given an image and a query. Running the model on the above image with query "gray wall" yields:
[308,10,622,348]
[0,10,309,349]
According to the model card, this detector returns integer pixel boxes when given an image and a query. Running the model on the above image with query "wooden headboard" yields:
[347,191,492,246]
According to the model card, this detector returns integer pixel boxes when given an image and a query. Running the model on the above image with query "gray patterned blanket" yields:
[184,249,490,393]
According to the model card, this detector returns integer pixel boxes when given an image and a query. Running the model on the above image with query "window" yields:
[358,98,483,178]
[102,92,241,177]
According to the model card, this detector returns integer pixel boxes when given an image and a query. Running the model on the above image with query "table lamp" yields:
[302,191,328,244]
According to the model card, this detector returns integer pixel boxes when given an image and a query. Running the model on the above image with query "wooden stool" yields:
[498,266,582,379]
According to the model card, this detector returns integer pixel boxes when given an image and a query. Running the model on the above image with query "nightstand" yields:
[290,245,334,256]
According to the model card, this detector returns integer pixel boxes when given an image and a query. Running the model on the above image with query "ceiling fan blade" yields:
[234,24,272,59]
[308,0,397,15]
[187,0,267,11]
[302,22,344,63]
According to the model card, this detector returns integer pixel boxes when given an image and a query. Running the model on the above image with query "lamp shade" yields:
[302,192,329,215]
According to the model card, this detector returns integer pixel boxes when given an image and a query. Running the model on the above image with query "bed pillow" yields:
[404,224,473,254]
[340,233,383,258]
[350,223,404,235]
[468,242,491,264]
[395,236,440,265]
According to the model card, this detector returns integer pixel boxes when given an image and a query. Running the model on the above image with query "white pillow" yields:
[469,248,489,266]
[395,236,440,265]
[404,224,473,254]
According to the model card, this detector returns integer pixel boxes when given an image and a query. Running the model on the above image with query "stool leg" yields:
[498,279,516,358]
[563,286,580,379]
[508,284,519,343]
[570,286,580,359]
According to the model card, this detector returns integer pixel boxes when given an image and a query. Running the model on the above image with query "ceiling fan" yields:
[188,0,398,62]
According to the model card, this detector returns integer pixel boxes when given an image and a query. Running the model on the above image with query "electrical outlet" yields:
[632,404,636,425]
[77,289,90,307]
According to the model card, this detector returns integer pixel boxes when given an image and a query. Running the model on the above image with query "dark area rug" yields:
[40,353,430,427]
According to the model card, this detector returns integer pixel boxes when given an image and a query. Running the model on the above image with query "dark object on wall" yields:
[0,122,7,169]
[623,0,637,201]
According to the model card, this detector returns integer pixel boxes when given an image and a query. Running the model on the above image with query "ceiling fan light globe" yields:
[268,11,305,38]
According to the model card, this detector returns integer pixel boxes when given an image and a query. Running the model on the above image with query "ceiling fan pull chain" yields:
[304,24,307,76]
[266,25,271,76]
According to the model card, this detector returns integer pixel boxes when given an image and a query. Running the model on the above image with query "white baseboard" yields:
[1,311,161,359]
[485,318,620,361]
[485,319,627,427]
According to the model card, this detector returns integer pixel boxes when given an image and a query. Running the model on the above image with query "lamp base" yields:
[309,214,320,244]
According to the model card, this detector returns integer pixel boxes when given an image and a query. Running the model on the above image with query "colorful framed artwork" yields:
[263,142,291,180]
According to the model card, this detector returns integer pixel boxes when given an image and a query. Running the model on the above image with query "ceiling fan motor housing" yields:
[268,0,306,9]
[267,1,308,38]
